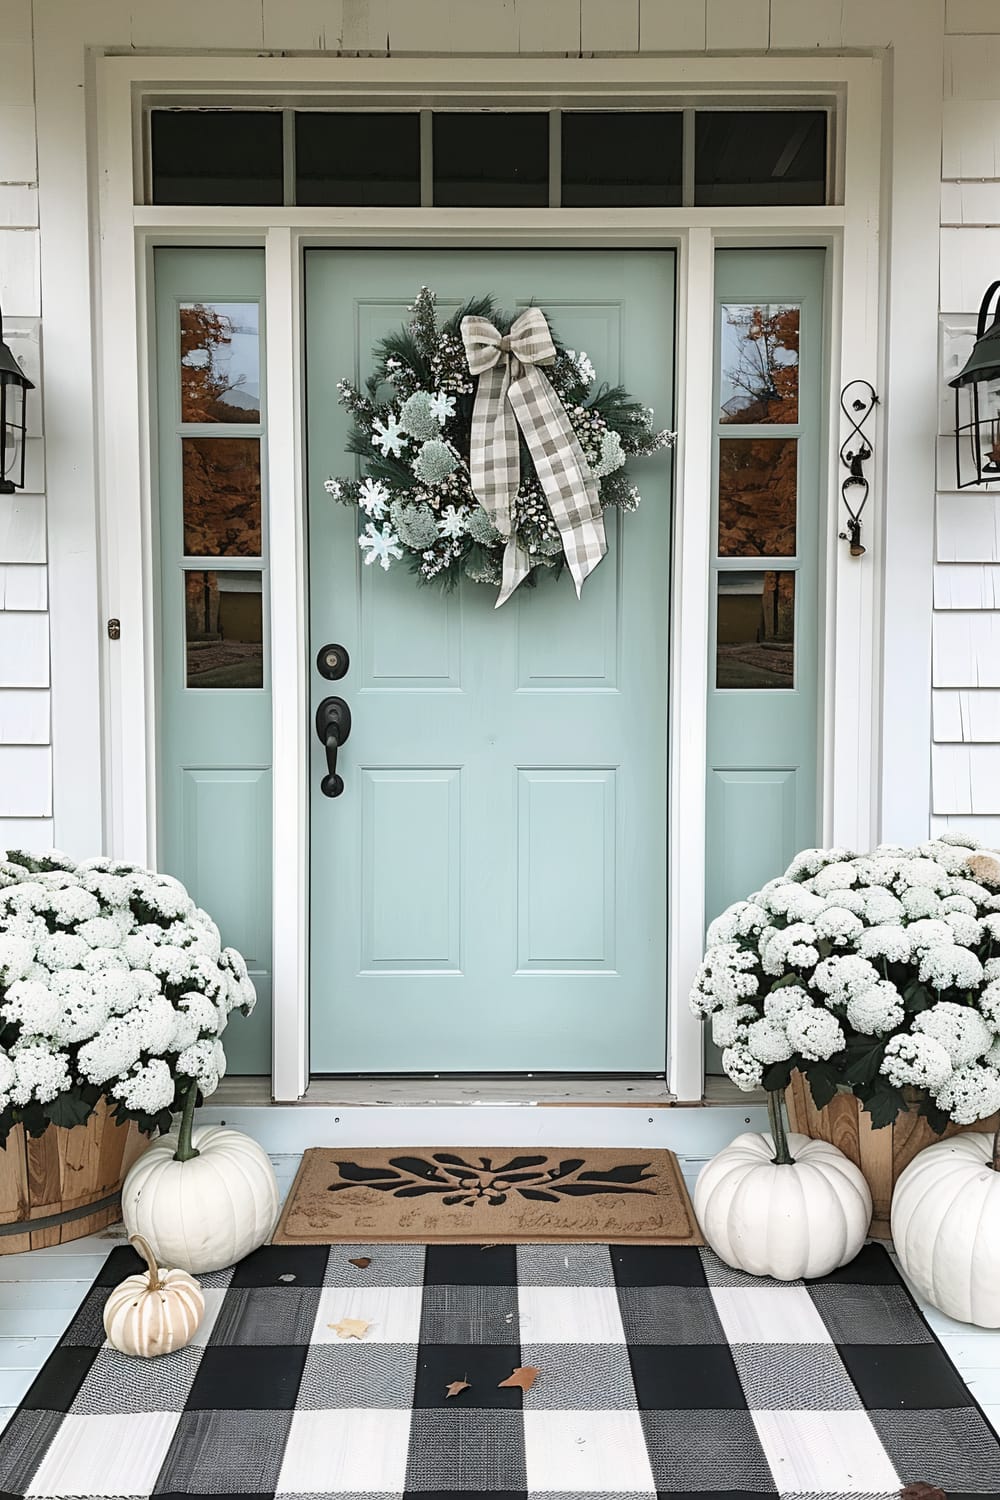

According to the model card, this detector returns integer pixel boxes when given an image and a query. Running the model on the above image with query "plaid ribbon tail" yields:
[461,309,607,606]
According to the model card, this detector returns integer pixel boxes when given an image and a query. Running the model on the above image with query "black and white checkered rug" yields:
[0,1240,997,1499]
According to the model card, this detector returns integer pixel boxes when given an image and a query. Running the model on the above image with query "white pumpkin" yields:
[103,1235,205,1357]
[694,1130,873,1280]
[892,1132,1000,1325]
[122,1124,280,1274]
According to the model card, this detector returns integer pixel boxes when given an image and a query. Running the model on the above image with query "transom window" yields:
[148,106,831,209]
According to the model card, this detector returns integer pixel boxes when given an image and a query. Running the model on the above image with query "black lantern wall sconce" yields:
[950,280,1000,489]
[0,306,34,494]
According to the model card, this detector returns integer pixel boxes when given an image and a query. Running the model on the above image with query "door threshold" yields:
[213,1076,765,1108]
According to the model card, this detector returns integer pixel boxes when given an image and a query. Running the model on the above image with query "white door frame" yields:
[88,53,885,1101]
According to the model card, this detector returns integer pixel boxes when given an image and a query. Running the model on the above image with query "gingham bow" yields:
[461,308,606,607]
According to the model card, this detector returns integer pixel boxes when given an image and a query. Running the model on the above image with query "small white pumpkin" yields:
[103,1235,205,1357]
[695,1130,873,1280]
[892,1132,1000,1326]
[122,1124,280,1274]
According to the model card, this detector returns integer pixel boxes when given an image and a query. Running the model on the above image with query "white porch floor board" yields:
[0,1153,997,1443]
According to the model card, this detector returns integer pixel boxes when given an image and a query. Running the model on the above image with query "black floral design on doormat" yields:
[326,1153,656,1208]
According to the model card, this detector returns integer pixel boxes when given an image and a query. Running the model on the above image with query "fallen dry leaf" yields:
[348,1257,372,1269]
[329,1318,371,1340]
[445,1379,471,1399]
[498,1366,539,1392]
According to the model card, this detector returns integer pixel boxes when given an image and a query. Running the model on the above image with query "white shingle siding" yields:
[0,0,48,844]
[934,16,1000,850]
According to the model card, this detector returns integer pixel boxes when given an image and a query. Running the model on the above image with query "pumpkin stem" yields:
[129,1234,162,1292]
[767,1088,795,1166]
[173,1082,201,1164]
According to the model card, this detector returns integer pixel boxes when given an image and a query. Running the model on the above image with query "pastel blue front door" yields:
[306,250,674,1073]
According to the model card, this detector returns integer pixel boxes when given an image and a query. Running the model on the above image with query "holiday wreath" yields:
[326,287,674,606]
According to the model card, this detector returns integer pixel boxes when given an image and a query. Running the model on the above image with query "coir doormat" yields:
[272,1146,701,1245]
[1,1241,998,1498]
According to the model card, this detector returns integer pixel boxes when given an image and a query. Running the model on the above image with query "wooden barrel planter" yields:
[785,1070,1000,1239]
[0,1100,145,1254]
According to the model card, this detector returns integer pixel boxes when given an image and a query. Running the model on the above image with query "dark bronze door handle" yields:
[315,696,352,798]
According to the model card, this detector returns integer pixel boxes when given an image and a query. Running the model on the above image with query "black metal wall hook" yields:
[838,380,878,557]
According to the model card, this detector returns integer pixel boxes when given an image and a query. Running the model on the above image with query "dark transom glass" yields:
[695,111,828,207]
[151,110,283,206]
[295,112,421,206]
[561,112,683,206]
[433,112,549,207]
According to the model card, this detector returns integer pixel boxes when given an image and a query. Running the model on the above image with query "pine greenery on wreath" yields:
[326,287,674,592]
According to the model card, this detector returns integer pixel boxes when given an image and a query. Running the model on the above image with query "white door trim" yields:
[85,52,883,1102]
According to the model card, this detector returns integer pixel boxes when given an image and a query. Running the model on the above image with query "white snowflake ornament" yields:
[372,414,407,457]
[358,522,403,571]
[358,478,390,519]
[429,390,456,425]
[437,505,469,540]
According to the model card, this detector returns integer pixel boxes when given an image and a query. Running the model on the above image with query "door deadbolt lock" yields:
[317,643,350,681]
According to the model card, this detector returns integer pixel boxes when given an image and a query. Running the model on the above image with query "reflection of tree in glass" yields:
[721,305,799,424]
[182,438,262,558]
[718,437,797,556]
[181,304,257,423]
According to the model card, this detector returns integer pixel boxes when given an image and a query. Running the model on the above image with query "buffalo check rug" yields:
[0,1240,998,1499]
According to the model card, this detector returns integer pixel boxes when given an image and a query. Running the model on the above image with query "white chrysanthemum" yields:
[900,887,943,920]
[10,1042,71,1104]
[0,935,36,984]
[812,955,880,1001]
[176,1037,224,1095]
[880,1033,954,1090]
[857,924,913,964]
[721,1043,764,1091]
[77,1017,142,1085]
[733,902,770,937]
[941,893,978,917]
[896,857,950,891]
[112,1059,175,1115]
[785,847,856,880]
[763,885,826,921]
[917,944,984,991]
[986,960,1000,982]
[690,943,760,1014]
[862,887,906,925]
[786,1007,846,1061]
[78,869,131,906]
[810,862,858,896]
[2,881,49,915]
[706,907,739,944]
[943,911,982,946]
[980,914,1000,944]
[149,945,191,986]
[905,919,954,952]
[75,917,123,950]
[951,876,993,906]
[934,1064,1000,1125]
[980,980,1000,1028]
[121,934,156,970]
[48,984,110,1046]
[0,979,63,1036]
[169,991,220,1052]
[823,888,869,917]
[45,887,101,926]
[80,946,128,974]
[763,985,813,1025]
[36,932,89,971]
[747,1017,794,1064]
[814,906,865,944]
[711,1004,758,1049]
[760,923,820,976]
[913,1000,992,1066]
[846,980,905,1037]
